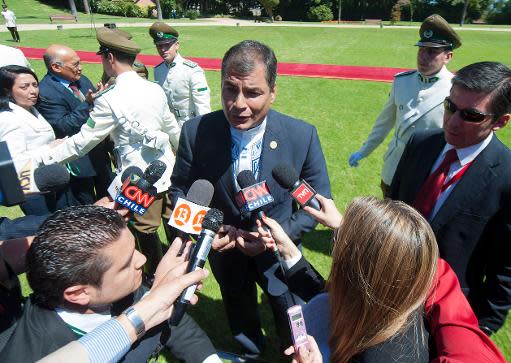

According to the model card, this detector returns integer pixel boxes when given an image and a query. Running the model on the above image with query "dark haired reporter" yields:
[390,61,511,334]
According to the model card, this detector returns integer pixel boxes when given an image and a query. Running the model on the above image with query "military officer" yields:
[149,22,211,126]
[34,27,181,275]
[348,14,461,197]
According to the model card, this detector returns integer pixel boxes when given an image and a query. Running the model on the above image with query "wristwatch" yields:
[123,306,145,339]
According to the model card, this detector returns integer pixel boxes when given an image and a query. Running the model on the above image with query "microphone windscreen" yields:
[187,179,214,207]
[237,170,257,189]
[142,160,167,185]
[202,208,223,233]
[121,166,143,182]
[272,163,298,189]
[34,164,70,192]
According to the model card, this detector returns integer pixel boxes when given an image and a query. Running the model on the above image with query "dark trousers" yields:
[209,247,297,353]
[381,180,391,199]
[7,27,19,42]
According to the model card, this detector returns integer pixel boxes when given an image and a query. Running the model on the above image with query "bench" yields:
[364,18,383,26]
[255,16,272,23]
[49,14,78,23]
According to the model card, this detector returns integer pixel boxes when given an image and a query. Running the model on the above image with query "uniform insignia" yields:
[183,59,198,68]
[86,118,96,128]
[197,87,208,92]
[270,141,278,150]
[394,70,416,78]
[424,29,433,38]
[157,31,164,39]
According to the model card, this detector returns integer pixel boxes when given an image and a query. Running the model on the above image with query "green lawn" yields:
[2,22,510,362]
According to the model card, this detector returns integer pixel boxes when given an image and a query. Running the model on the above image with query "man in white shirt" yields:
[390,61,511,335]
[348,14,460,197]
[149,22,211,126]
[1,5,20,42]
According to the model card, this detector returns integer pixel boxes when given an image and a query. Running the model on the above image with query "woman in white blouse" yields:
[0,65,72,215]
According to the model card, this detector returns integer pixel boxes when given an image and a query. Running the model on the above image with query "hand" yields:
[133,263,209,332]
[256,217,300,261]
[303,194,342,229]
[348,151,364,167]
[85,82,109,104]
[49,138,65,148]
[93,196,130,221]
[284,335,323,363]
[153,236,192,286]
[235,229,267,257]
[212,224,237,251]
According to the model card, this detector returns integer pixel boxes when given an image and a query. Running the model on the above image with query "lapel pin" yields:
[270,141,278,150]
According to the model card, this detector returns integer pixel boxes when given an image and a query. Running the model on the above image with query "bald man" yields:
[38,45,113,208]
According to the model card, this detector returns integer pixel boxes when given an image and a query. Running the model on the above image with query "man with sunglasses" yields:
[150,22,211,126]
[349,14,460,197]
[390,61,511,335]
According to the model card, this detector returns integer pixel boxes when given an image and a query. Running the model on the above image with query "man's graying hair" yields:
[452,61,511,120]
[221,40,277,88]
[43,52,63,71]
[27,205,126,309]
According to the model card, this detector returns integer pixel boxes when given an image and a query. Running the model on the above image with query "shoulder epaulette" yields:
[394,70,417,78]
[183,59,198,68]
[95,84,115,98]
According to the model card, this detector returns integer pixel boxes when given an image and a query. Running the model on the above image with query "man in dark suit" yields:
[38,44,113,204]
[390,62,511,334]
[170,40,331,355]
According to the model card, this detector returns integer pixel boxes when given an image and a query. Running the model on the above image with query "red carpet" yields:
[20,46,410,83]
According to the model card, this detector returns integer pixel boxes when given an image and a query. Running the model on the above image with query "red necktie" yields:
[69,83,84,101]
[413,148,458,219]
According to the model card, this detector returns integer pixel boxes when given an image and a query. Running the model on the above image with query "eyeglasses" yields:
[444,97,493,123]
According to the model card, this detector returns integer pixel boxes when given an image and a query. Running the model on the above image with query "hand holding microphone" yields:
[272,163,321,211]
[255,216,301,262]
[303,194,342,230]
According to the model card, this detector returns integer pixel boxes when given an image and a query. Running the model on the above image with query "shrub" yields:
[95,0,145,18]
[185,9,199,20]
[307,4,333,22]
[275,14,283,21]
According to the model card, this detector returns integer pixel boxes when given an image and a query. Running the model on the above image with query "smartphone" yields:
[287,305,310,352]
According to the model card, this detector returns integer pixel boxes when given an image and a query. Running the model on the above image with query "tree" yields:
[259,0,279,21]
[82,0,90,14]
[68,0,78,16]
[155,0,164,19]
[460,0,469,25]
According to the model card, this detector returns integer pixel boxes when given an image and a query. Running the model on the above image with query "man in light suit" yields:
[149,22,211,126]
[170,40,331,356]
[38,44,113,204]
[349,14,461,197]
[390,62,511,335]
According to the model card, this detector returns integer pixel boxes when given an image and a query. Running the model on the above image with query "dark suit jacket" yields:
[390,129,511,332]
[170,109,331,240]
[38,73,111,185]
[0,287,216,363]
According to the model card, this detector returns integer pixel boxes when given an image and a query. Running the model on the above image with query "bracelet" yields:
[123,306,145,339]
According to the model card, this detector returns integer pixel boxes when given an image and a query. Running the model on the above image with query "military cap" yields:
[133,60,148,79]
[96,27,140,56]
[149,22,179,44]
[416,14,461,49]
[111,27,133,40]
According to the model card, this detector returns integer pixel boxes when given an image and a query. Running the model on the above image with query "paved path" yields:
[3,17,511,32]
[19,46,410,82]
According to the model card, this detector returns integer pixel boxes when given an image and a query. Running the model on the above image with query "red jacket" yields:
[426,258,506,363]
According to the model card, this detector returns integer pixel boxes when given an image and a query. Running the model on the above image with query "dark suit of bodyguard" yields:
[38,45,113,203]
[170,40,331,354]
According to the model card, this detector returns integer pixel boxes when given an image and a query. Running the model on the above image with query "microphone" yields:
[115,161,166,215]
[18,163,70,194]
[236,170,274,223]
[272,163,321,211]
[168,179,214,239]
[169,208,224,326]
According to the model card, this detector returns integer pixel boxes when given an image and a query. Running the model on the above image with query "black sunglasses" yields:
[444,97,493,123]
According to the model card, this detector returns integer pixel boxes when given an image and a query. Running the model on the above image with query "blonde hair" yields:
[327,197,438,363]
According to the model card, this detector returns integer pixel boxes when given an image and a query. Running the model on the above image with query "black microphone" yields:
[169,208,224,326]
[236,170,273,231]
[171,179,214,243]
[33,164,70,192]
[272,163,321,211]
[115,161,166,215]
[120,166,143,184]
